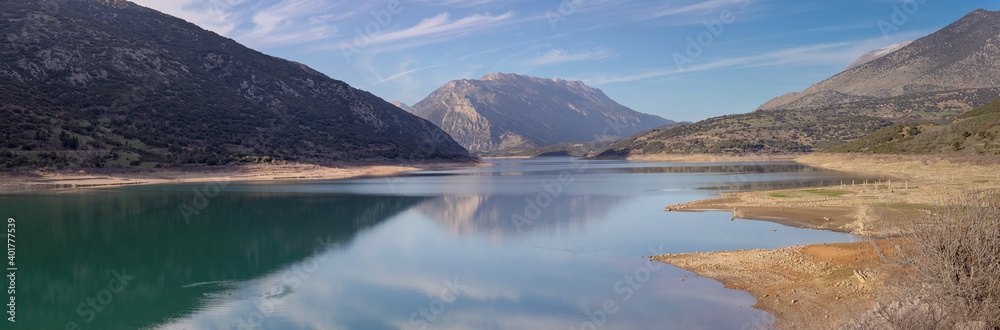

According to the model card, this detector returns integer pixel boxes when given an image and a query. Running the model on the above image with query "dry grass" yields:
[844,193,1000,329]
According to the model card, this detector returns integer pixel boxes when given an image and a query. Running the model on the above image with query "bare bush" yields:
[844,193,1000,329]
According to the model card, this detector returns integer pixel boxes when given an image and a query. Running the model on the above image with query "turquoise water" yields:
[2,158,876,329]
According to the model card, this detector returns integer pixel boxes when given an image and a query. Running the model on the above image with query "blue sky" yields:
[131,0,991,122]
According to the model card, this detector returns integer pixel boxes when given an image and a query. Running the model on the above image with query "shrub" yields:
[846,193,1000,329]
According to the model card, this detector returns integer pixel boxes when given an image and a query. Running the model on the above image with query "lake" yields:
[3,158,878,329]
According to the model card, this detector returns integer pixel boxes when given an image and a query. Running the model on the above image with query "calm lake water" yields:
[3,158,879,329]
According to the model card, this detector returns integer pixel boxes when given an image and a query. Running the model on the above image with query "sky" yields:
[129,0,992,122]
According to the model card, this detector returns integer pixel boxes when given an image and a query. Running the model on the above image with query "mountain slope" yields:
[758,9,1000,111]
[597,8,1000,158]
[0,0,468,169]
[597,88,1000,157]
[845,41,911,70]
[409,73,673,153]
[826,98,1000,154]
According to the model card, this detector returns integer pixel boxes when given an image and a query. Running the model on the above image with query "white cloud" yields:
[644,0,750,20]
[578,33,928,85]
[368,11,515,47]
[361,62,443,88]
[411,0,510,7]
[233,0,347,48]
[314,10,517,58]
[131,0,237,35]
[523,47,618,66]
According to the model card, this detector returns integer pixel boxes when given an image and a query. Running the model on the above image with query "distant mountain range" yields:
[758,9,1000,111]
[598,8,1000,157]
[409,73,673,153]
[0,0,468,169]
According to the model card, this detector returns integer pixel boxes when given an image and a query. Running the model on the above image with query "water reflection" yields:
[417,194,622,239]
[6,159,879,329]
[4,191,424,329]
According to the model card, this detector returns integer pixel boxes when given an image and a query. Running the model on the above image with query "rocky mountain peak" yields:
[410,73,673,153]
[756,8,1000,111]
[845,41,911,70]
[479,72,517,81]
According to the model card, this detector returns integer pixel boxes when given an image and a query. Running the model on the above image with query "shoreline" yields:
[654,153,1000,328]
[625,153,803,163]
[0,159,482,194]
[654,240,900,329]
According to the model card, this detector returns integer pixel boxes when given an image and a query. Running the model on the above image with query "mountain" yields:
[596,9,1000,158]
[0,0,468,170]
[409,73,674,153]
[758,9,1000,111]
[597,88,1000,157]
[826,98,1000,155]
[845,41,911,70]
[390,100,412,113]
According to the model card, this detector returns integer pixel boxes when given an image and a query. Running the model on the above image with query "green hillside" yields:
[596,89,999,157]
[826,99,1000,154]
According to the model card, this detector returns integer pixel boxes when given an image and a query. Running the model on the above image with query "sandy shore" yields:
[666,153,1000,238]
[0,160,481,194]
[654,240,902,329]
[655,153,1000,328]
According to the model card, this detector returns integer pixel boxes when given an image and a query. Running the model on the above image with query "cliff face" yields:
[758,9,1000,111]
[0,0,467,169]
[410,73,673,153]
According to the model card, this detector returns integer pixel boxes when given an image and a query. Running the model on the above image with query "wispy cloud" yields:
[523,47,618,66]
[579,37,908,85]
[411,0,510,7]
[643,0,749,20]
[313,10,517,57]
[235,0,346,48]
[361,62,444,88]
[369,11,515,46]
[132,0,239,35]
[801,20,874,33]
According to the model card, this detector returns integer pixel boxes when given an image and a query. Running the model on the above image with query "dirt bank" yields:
[0,161,480,194]
[654,240,902,329]
[656,153,1000,328]
[626,153,801,163]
